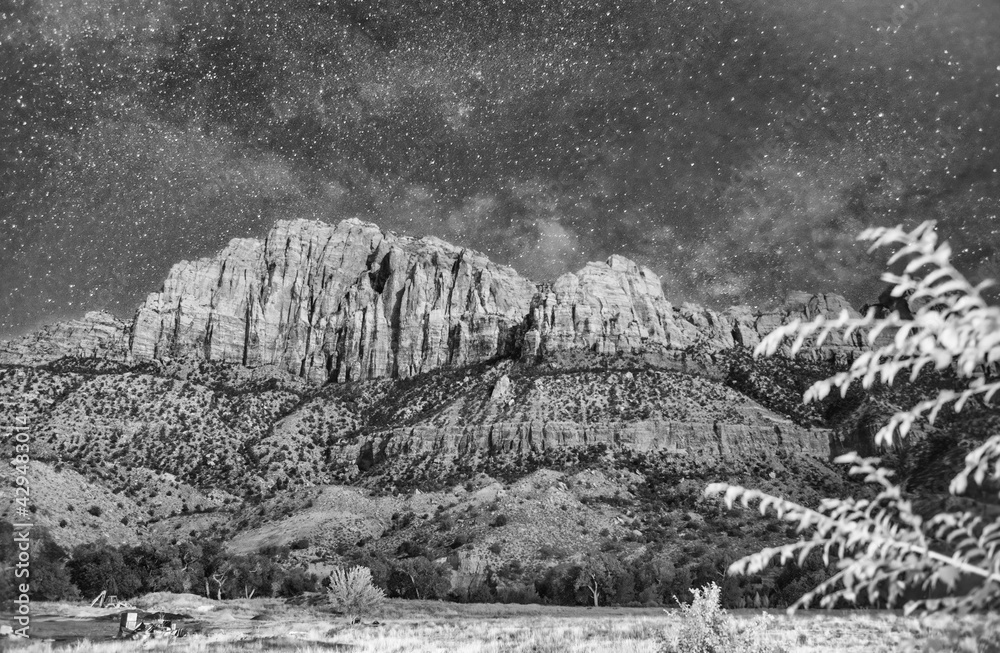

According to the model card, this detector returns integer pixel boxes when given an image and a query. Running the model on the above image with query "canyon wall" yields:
[130,218,536,383]
[0,311,130,367]
[2,218,868,381]
[367,418,831,461]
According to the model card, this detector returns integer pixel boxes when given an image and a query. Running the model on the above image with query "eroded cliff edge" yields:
[0,217,867,381]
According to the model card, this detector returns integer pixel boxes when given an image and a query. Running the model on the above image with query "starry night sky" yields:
[1,0,999,338]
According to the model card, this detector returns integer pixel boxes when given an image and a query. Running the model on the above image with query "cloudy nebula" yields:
[1,0,998,337]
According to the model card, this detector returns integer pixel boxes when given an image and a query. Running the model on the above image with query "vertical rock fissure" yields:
[386,258,408,378]
[242,301,251,367]
[203,314,214,360]
[170,297,183,358]
[301,295,318,379]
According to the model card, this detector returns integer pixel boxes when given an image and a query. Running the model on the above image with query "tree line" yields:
[1,518,837,609]
[0,522,317,603]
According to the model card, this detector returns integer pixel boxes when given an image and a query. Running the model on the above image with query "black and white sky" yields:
[1,0,998,338]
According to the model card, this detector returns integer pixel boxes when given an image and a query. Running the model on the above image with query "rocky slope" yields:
[0,216,886,516]
[0,311,131,367]
[4,217,992,606]
[2,218,868,383]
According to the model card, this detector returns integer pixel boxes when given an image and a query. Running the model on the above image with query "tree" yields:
[326,566,385,621]
[154,541,203,594]
[228,554,281,599]
[277,566,317,597]
[121,543,171,595]
[387,557,451,600]
[535,562,579,605]
[573,553,623,606]
[31,532,80,601]
[68,542,142,599]
[0,524,79,601]
[707,221,1000,614]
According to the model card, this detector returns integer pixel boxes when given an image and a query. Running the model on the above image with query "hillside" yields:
[1,217,995,606]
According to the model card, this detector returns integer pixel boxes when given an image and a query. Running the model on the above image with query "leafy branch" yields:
[708,221,1000,614]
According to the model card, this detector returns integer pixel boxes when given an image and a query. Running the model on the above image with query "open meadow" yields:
[2,596,992,653]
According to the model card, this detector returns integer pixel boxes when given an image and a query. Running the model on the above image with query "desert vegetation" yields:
[2,595,997,652]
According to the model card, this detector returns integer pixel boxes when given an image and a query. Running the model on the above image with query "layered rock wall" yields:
[3,218,872,381]
[0,311,130,367]
[522,256,865,365]
[358,418,831,463]
[130,219,537,383]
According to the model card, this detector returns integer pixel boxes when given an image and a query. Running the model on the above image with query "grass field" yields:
[1,598,993,652]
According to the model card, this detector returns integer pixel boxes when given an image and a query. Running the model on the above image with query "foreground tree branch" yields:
[708,221,1000,614]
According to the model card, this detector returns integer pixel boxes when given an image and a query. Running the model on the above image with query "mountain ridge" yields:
[4,218,986,607]
[0,217,868,380]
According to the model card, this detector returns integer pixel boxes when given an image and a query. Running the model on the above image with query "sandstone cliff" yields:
[354,418,830,466]
[2,218,871,380]
[521,256,863,365]
[131,218,536,383]
[0,311,130,367]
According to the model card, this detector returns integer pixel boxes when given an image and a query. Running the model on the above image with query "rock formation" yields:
[0,311,130,367]
[361,418,831,463]
[521,255,724,358]
[130,218,536,383]
[2,218,871,380]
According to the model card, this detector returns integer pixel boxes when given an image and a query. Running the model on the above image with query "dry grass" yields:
[2,601,991,653]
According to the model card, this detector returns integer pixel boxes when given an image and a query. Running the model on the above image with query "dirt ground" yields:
[1,596,994,652]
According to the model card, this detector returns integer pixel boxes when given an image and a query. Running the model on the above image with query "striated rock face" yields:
[2,218,871,380]
[0,311,130,367]
[742,291,865,363]
[130,218,537,383]
[366,418,831,461]
[521,255,725,358]
[521,256,865,365]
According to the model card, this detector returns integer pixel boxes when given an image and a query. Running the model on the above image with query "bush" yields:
[661,582,781,653]
[87,506,102,517]
[538,543,567,559]
[326,566,385,620]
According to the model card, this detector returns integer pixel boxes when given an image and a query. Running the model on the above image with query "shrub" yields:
[707,222,1000,614]
[87,506,102,517]
[661,582,781,653]
[326,566,385,620]
[538,543,567,559]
